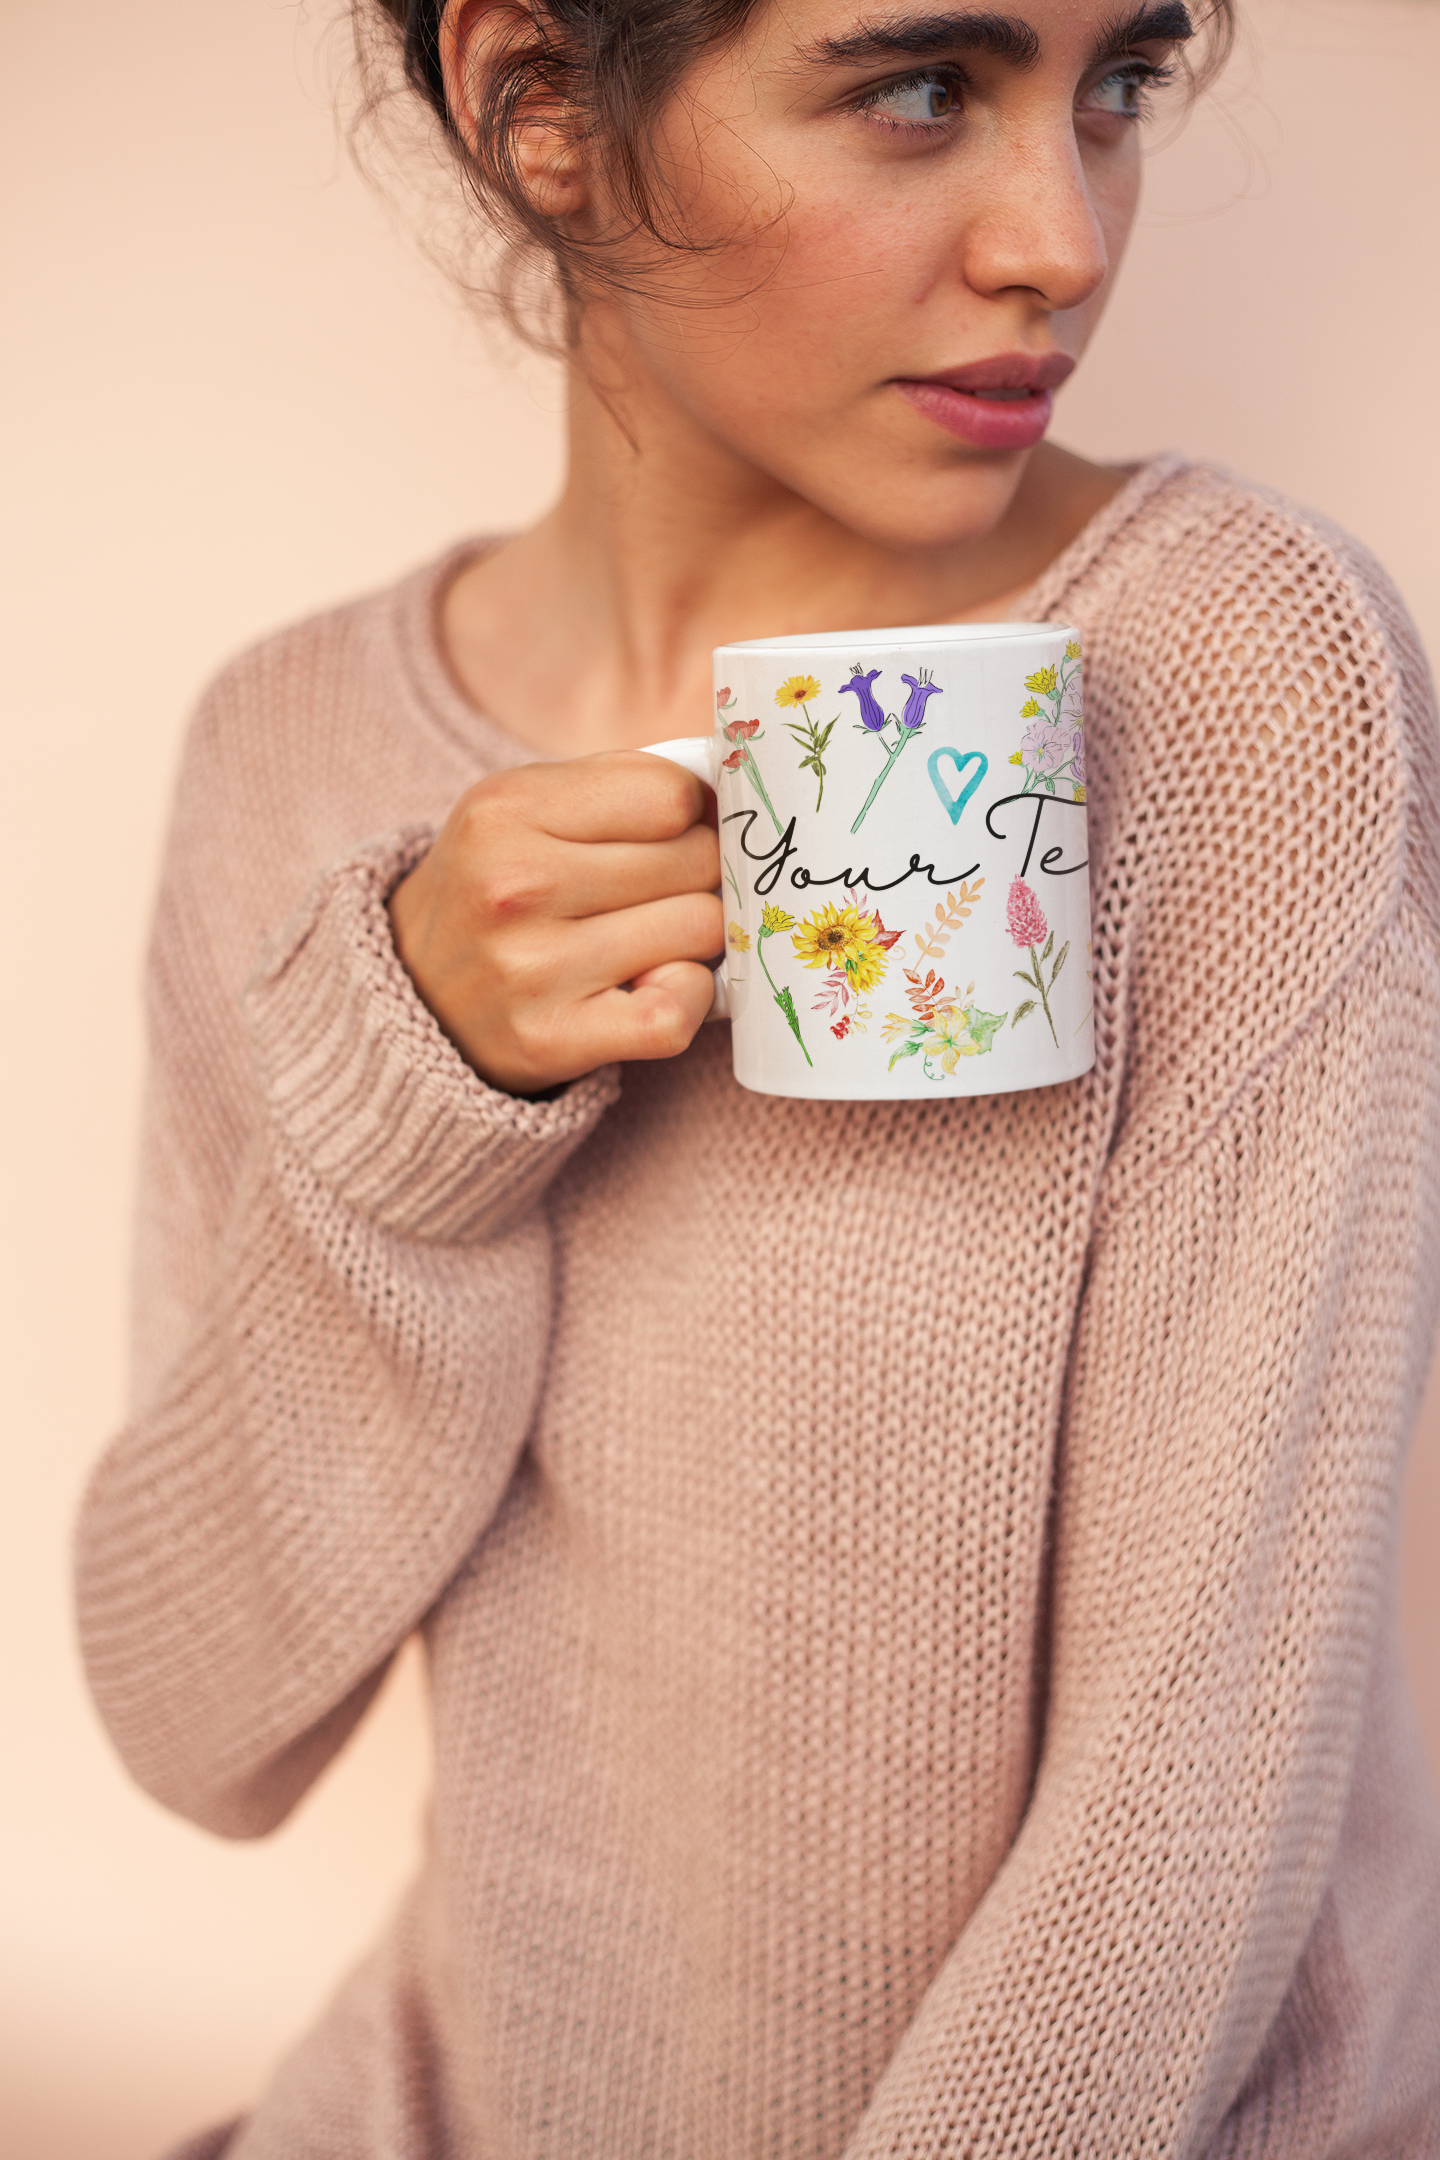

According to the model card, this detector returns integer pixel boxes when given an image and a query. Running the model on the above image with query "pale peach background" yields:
[4,3,1438,2156]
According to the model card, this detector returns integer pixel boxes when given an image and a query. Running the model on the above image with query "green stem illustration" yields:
[850,726,921,835]
[1021,757,1081,797]
[784,703,835,814]
[757,929,812,1066]
[739,749,784,836]
[1026,944,1059,1047]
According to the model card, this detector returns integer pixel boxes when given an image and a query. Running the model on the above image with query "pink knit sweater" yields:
[78,458,1440,2158]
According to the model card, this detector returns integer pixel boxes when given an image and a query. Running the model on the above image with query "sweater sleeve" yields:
[76,816,619,1839]
[841,906,1440,2156]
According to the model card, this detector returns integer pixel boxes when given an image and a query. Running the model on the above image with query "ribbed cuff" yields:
[245,830,620,1244]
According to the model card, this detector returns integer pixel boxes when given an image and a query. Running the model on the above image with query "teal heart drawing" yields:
[927,747,989,825]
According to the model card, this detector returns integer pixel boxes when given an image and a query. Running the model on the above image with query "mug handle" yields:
[636,735,730,1021]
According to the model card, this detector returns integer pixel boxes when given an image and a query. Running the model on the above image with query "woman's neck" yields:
[440,358,1128,759]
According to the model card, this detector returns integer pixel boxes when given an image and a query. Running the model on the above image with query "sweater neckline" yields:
[387,452,1191,763]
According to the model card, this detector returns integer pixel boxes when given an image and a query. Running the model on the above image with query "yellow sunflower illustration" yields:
[727,919,751,953]
[845,939,891,996]
[791,900,892,995]
[792,900,868,971]
[774,674,822,708]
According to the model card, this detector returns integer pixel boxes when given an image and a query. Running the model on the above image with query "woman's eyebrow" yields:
[798,2,1196,71]
[800,11,1043,70]
[1087,3,1195,65]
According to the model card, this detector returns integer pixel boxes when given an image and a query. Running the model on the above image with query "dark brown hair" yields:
[365,0,1235,348]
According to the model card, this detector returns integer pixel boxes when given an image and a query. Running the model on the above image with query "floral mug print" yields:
[639,622,1094,1102]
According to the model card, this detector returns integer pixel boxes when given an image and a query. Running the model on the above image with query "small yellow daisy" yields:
[774,674,822,709]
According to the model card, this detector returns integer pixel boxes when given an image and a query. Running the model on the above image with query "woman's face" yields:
[576,0,1195,550]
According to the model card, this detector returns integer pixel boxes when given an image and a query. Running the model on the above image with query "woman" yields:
[77,0,1440,2153]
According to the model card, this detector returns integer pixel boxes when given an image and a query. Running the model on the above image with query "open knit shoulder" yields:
[1024,458,1440,1196]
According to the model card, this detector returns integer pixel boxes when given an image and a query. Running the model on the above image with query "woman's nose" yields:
[956,129,1111,315]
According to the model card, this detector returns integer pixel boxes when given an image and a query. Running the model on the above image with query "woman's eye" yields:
[1083,64,1167,118]
[860,70,960,129]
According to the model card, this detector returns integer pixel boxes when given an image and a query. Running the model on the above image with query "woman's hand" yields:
[388,752,723,1096]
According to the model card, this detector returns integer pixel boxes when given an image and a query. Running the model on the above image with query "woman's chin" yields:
[791,456,1033,562]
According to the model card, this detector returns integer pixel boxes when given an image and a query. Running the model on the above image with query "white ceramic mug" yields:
[642,622,1093,1101]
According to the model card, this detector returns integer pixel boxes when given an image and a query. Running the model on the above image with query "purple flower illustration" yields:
[1009,642,1085,800]
[900,670,942,730]
[1019,717,1072,777]
[840,667,885,731]
[845,663,941,833]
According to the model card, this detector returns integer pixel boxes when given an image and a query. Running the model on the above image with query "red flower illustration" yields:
[864,908,903,957]
[717,716,782,836]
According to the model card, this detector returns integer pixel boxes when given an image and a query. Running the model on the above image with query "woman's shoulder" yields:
[1065,456,1437,921]
[152,542,503,1002]
[1065,457,1428,702]
[1060,460,1440,1180]
[1085,457,1432,739]
[177,541,498,822]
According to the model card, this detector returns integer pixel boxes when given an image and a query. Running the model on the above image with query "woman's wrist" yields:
[247,833,620,1243]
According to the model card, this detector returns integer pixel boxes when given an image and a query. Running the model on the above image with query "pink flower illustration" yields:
[1006,877,1048,950]
[1070,729,1086,787]
[1006,877,1063,1048]
[721,747,747,771]
[723,717,760,743]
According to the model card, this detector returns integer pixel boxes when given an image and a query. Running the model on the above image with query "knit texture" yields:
[77,459,1440,2158]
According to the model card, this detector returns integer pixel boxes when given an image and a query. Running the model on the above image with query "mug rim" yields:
[715,620,1074,656]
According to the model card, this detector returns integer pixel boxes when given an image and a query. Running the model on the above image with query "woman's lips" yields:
[892,377,1055,451]
[890,354,1073,452]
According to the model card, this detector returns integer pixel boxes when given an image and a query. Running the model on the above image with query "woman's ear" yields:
[440,0,588,221]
